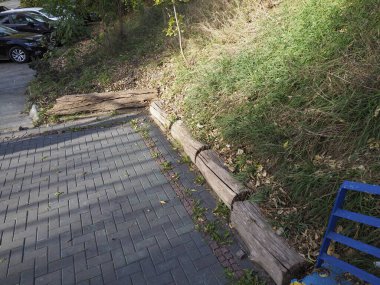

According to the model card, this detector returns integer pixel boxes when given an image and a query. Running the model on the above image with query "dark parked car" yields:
[0,11,54,35]
[0,25,46,63]
[0,6,9,12]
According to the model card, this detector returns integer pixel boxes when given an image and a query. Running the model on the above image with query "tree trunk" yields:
[172,2,188,66]
[118,0,126,37]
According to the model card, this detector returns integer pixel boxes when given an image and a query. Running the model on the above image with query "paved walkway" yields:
[0,115,246,285]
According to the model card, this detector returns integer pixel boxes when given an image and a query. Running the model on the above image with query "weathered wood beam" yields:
[170,120,207,163]
[149,100,172,131]
[47,89,157,116]
[195,149,249,208]
[231,201,306,285]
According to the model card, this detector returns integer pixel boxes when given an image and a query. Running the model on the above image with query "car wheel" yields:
[9,46,29,63]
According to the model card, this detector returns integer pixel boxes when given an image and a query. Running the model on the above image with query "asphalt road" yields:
[0,62,34,132]
[0,0,33,132]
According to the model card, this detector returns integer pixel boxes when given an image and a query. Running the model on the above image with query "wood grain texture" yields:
[170,120,207,163]
[149,100,172,131]
[231,201,306,285]
[195,149,249,208]
[48,89,157,115]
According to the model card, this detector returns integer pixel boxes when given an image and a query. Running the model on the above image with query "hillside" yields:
[29,0,380,275]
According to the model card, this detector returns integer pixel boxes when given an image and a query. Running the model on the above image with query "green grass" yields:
[166,0,380,269]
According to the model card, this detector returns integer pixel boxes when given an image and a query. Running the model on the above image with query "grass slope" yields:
[166,0,380,272]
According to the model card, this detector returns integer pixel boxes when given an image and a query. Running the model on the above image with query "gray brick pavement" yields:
[0,116,228,285]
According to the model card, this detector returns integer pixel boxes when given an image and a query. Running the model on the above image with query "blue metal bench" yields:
[316,181,380,284]
[292,181,380,285]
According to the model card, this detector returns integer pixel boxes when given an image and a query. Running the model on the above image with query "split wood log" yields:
[170,120,207,163]
[149,100,172,131]
[195,150,249,208]
[47,89,157,116]
[231,201,306,285]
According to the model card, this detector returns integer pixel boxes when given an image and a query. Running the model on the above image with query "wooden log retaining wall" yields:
[149,100,306,285]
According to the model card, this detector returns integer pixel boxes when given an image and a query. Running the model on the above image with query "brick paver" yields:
[0,115,230,285]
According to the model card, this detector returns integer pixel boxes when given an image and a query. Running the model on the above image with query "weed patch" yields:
[225,269,266,285]
[213,200,230,221]
[194,175,205,185]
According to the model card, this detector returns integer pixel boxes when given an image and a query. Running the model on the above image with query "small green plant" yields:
[195,175,205,185]
[184,188,197,196]
[161,161,173,171]
[225,269,266,285]
[130,119,150,139]
[204,221,232,245]
[168,113,178,124]
[110,110,119,116]
[130,119,139,130]
[224,268,235,281]
[54,191,64,198]
[180,154,191,164]
[68,127,83,132]
[192,199,206,222]
[49,115,60,123]
[170,140,181,151]
[140,128,150,139]
[60,114,80,122]
[152,151,161,158]
[213,201,230,221]
[171,172,180,181]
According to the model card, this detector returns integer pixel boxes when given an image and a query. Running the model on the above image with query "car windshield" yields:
[26,12,50,23]
[38,8,56,19]
[0,25,17,35]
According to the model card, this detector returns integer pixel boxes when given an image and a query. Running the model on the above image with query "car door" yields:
[0,14,20,31]
[0,14,12,29]
[0,28,9,59]
[9,13,36,33]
